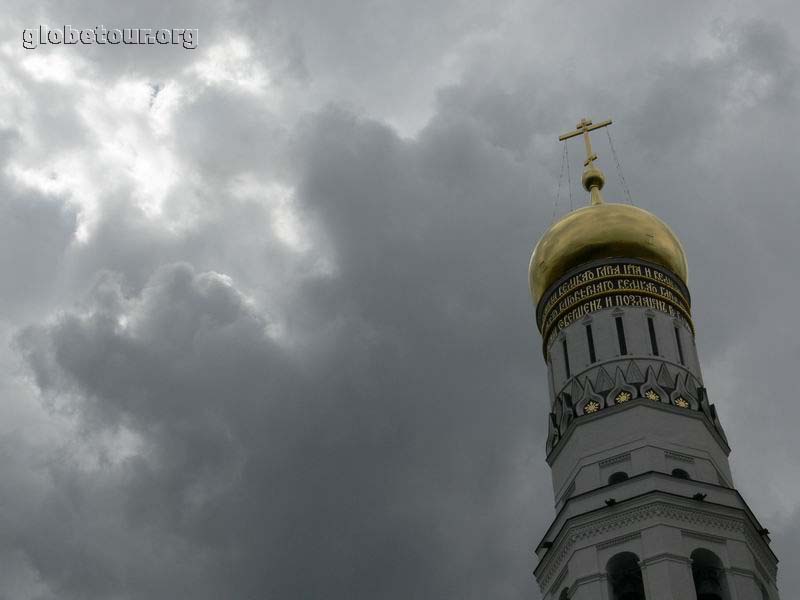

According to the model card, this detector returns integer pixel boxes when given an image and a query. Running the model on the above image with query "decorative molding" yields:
[559,481,576,505]
[554,357,698,405]
[598,453,631,468]
[537,499,777,588]
[547,357,726,457]
[572,571,608,588]
[640,552,691,567]
[595,367,614,393]
[597,531,640,550]
[656,362,675,390]
[728,565,758,579]
[552,571,607,596]
[680,529,726,545]
[551,565,568,594]
[714,466,732,488]
[665,450,695,464]
[625,360,645,385]
[546,394,731,463]
[743,527,779,581]
[753,557,772,586]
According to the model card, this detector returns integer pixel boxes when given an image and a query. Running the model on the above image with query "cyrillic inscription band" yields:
[538,261,692,350]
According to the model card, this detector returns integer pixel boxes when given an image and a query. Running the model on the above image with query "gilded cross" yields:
[558,117,612,167]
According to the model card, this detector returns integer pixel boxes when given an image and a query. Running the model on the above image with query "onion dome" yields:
[529,119,687,308]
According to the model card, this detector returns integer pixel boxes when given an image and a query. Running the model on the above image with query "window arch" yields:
[691,548,731,600]
[607,552,645,600]
[671,468,690,480]
[608,471,629,486]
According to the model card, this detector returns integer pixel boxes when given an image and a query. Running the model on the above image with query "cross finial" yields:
[558,117,612,205]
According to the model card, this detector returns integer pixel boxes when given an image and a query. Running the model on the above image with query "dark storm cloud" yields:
[10,106,551,598]
[2,2,800,599]
[0,129,78,319]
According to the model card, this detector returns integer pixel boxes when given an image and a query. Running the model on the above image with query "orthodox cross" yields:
[558,118,612,167]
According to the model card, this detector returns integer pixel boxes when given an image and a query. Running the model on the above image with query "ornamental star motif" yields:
[674,397,690,408]
[645,389,660,401]
[584,400,600,414]
[615,391,632,404]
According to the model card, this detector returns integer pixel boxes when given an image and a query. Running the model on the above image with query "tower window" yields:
[585,323,597,364]
[691,548,730,600]
[608,471,629,485]
[675,326,685,365]
[647,317,659,356]
[671,468,690,480]
[607,552,645,600]
[562,338,571,378]
[615,316,628,355]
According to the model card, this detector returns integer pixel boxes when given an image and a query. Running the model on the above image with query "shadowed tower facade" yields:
[529,118,780,600]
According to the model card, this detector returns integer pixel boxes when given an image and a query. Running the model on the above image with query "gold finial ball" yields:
[529,203,688,305]
[581,166,605,191]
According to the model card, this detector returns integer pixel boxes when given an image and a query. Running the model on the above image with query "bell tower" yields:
[529,119,780,600]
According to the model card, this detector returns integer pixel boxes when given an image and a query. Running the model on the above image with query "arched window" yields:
[691,548,731,600]
[608,471,629,485]
[607,552,645,600]
[671,468,690,480]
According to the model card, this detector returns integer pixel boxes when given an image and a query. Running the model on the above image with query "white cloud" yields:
[20,51,85,84]
[191,37,273,96]
[229,175,311,253]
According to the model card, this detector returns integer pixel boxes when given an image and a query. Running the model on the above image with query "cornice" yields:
[535,495,777,592]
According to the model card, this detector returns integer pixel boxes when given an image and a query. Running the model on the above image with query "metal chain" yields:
[606,127,633,204]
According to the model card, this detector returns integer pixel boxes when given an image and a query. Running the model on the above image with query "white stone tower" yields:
[529,119,780,600]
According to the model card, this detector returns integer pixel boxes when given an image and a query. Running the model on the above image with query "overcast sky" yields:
[1,1,799,598]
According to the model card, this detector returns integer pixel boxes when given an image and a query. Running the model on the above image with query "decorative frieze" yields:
[598,453,631,468]
[680,529,726,544]
[537,499,776,589]
[665,450,695,464]
[547,358,720,455]
[597,531,641,550]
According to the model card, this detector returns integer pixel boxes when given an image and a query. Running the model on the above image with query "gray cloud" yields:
[1,2,799,599]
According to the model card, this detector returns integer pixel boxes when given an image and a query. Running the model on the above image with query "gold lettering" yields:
[623,264,642,276]
[540,262,691,335]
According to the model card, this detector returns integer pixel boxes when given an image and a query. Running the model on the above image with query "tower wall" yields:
[535,491,779,600]
[548,403,733,508]
[533,257,779,599]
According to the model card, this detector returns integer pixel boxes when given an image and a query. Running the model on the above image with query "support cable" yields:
[606,128,633,204]
[566,141,573,211]
[552,143,567,223]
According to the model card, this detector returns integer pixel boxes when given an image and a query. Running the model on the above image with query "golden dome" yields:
[529,202,688,305]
